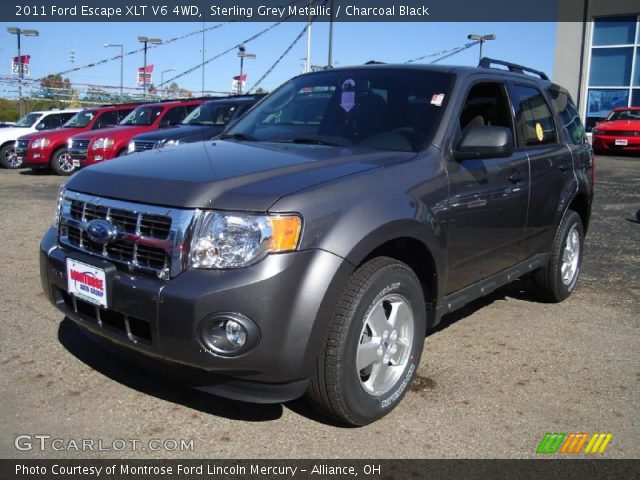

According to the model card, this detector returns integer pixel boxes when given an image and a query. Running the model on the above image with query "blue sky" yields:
[0,22,556,94]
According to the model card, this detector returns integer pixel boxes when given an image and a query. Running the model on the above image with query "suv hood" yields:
[66,139,415,211]
[133,124,224,143]
[72,125,150,140]
[20,127,83,141]
[0,127,34,142]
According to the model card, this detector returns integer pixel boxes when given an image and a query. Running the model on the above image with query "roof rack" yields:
[364,60,385,65]
[479,57,549,81]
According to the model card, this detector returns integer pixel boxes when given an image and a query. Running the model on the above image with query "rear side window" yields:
[93,111,119,129]
[511,85,557,147]
[160,106,189,127]
[36,112,75,130]
[547,86,585,145]
[117,108,135,122]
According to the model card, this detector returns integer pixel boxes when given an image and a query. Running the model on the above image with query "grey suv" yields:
[40,59,593,425]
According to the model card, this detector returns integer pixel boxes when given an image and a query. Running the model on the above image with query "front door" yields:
[441,81,530,294]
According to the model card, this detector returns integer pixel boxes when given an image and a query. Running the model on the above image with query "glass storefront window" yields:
[589,48,634,86]
[586,89,629,131]
[632,90,640,107]
[593,17,637,45]
[635,49,640,86]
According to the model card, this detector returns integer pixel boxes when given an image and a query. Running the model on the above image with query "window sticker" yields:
[430,93,445,106]
[536,122,544,142]
[340,79,356,112]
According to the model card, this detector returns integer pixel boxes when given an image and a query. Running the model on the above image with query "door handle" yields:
[508,170,525,183]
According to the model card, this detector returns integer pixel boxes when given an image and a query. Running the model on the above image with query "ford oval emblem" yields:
[85,219,118,245]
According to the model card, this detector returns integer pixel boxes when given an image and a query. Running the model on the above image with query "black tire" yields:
[532,210,584,303]
[307,256,426,426]
[51,148,75,176]
[0,142,19,168]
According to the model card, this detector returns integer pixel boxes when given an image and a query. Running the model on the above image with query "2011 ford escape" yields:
[40,59,594,426]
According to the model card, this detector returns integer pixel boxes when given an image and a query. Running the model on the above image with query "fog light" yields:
[199,313,258,356]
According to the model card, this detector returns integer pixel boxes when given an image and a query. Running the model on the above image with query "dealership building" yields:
[554,0,640,132]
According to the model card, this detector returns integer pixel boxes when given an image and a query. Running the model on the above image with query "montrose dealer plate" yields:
[66,258,108,307]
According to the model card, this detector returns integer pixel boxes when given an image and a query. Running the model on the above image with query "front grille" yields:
[59,191,196,279]
[71,139,90,150]
[16,139,30,150]
[133,140,157,152]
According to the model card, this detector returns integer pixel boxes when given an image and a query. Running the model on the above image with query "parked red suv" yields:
[19,104,140,176]
[69,99,206,168]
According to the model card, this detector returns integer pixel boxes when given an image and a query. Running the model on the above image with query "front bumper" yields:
[70,148,114,167]
[21,148,52,167]
[40,228,352,402]
[592,135,640,151]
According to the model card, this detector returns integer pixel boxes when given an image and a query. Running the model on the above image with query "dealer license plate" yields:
[72,159,80,167]
[615,139,628,146]
[66,258,107,307]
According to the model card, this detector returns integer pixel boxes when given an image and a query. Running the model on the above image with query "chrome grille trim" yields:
[58,190,197,279]
[133,140,157,152]
[70,139,90,150]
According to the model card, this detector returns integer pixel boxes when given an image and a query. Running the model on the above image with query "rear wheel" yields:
[531,210,584,302]
[51,148,75,176]
[0,142,20,168]
[307,257,426,426]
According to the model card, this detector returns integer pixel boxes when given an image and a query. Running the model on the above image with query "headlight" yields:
[53,186,66,227]
[127,141,136,153]
[32,138,51,148]
[67,138,73,148]
[190,212,302,269]
[159,139,181,149]
[92,138,115,150]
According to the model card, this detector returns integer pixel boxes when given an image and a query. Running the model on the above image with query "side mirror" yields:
[453,125,514,160]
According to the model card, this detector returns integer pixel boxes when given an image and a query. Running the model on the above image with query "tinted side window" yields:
[117,108,135,122]
[37,113,71,130]
[459,82,514,134]
[160,106,188,127]
[547,86,585,145]
[511,85,557,146]
[93,111,119,129]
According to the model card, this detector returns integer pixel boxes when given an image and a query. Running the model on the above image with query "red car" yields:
[19,104,140,176]
[69,99,205,168]
[591,107,640,154]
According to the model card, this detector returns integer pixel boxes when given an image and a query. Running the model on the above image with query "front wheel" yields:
[51,148,75,176]
[307,257,426,426]
[0,142,20,169]
[532,210,584,302]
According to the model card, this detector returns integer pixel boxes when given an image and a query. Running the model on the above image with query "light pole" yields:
[467,34,496,63]
[237,44,256,95]
[137,36,161,99]
[7,27,39,117]
[104,43,124,96]
[328,0,335,67]
[160,68,175,97]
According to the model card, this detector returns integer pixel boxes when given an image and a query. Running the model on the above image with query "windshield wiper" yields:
[270,137,340,146]
[220,132,259,142]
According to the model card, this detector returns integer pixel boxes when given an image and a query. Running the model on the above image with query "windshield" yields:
[183,102,239,126]
[225,68,453,152]
[63,110,96,128]
[120,106,163,126]
[607,109,640,121]
[14,112,42,127]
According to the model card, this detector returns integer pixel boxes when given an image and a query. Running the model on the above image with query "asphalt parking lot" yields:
[0,155,638,459]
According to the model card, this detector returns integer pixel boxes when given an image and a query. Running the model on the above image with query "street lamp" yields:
[160,68,176,97]
[467,34,496,63]
[104,43,124,96]
[237,44,256,95]
[137,36,161,99]
[7,27,39,117]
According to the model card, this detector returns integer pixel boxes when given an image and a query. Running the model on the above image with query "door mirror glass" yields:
[454,125,514,160]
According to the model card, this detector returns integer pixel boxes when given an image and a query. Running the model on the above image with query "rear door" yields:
[509,83,572,257]
[442,79,530,293]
